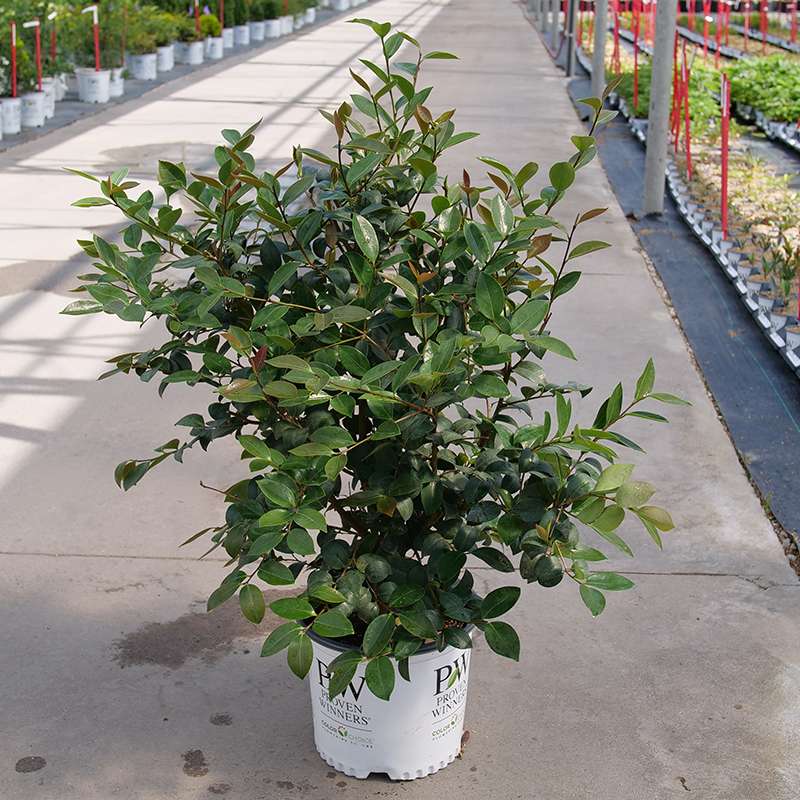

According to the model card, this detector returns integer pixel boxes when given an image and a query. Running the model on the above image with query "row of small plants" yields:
[0,0,320,94]
[578,27,800,364]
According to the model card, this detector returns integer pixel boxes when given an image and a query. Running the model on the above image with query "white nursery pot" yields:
[185,40,205,65]
[109,67,125,98]
[250,20,266,41]
[129,52,158,81]
[223,27,235,48]
[332,0,350,10]
[234,24,250,46]
[1,97,22,136]
[54,73,68,101]
[207,36,224,59]
[157,44,175,72]
[280,14,294,34]
[173,41,187,63]
[76,68,111,104]
[21,91,46,129]
[305,8,316,24]
[41,79,56,118]
[265,19,282,38]
[308,632,473,780]
[294,14,305,30]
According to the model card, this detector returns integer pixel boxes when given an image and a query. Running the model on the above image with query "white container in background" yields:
[223,27,235,48]
[319,0,330,7]
[265,18,281,38]
[76,68,111,104]
[1,97,21,135]
[54,73,68,101]
[280,14,294,34]
[332,0,350,10]
[207,36,224,59]
[185,40,204,65]
[129,52,158,80]
[233,24,250,46]
[109,67,125,97]
[157,44,175,72]
[250,20,266,41]
[21,91,46,128]
[173,41,187,63]
[308,632,473,780]
[41,79,56,118]
[294,14,305,30]
[305,8,316,24]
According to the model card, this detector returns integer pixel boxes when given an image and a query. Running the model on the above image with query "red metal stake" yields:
[715,4,722,67]
[720,73,730,239]
[194,0,201,35]
[688,0,695,31]
[22,19,43,92]
[792,1,798,43]
[219,0,225,26]
[671,30,680,148]
[760,0,767,53]
[682,43,692,181]
[743,0,750,50]
[48,11,57,62]
[702,0,711,60]
[10,20,17,99]
[633,0,640,112]
[82,5,101,71]
[612,0,621,74]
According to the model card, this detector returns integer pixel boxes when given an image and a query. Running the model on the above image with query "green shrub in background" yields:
[233,0,250,25]
[729,55,800,123]
[200,13,222,38]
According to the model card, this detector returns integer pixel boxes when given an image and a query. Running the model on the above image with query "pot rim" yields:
[307,624,474,655]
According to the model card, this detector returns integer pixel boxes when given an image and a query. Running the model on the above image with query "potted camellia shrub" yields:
[303,0,318,25]
[263,0,282,38]
[127,14,159,81]
[279,0,294,35]
[153,9,180,73]
[64,20,681,781]
[331,0,350,13]
[233,0,251,45]
[0,36,31,136]
[249,0,267,42]
[175,14,205,65]
[201,12,224,60]
[221,0,236,48]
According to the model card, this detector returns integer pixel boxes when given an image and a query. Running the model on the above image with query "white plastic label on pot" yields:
[223,27,234,48]
[129,52,157,81]
[21,91,46,128]
[207,37,224,60]
[308,633,472,781]
[265,19,281,38]
[157,44,174,72]
[1,97,22,135]
[233,24,250,46]
[76,68,111,104]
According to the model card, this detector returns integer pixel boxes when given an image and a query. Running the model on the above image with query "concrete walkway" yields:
[1,0,798,798]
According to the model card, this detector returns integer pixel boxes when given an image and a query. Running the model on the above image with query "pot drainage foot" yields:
[317,752,370,780]
[317,749,459,781]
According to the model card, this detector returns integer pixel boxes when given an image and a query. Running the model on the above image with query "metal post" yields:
[565,0,578,75]
[549,0,560,50]
[591,0,608,98]
[642,0,678,214]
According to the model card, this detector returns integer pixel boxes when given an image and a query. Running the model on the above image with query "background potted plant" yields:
[303,0,318,25]
[233,0,251,46]
[0,32,30,136]
[127,12,159,81]
[279,0,294,35]
[262,0,282,38]
[221,0,235,49]
[331,0,350,13]
[16,28,45,130]
[291,0,306,30]
[64,19,681,782]
[151,8,179,73]
[175,13,204,66]
[201,12,224,60]
[249,0,267,42]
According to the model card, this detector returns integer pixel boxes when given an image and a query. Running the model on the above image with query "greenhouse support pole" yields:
[591,0,608,98]
[642,0,677,215]
[549,0,560,51]
[565,0,578,75]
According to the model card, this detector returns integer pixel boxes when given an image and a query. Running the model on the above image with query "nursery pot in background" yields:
[308,631,473,781]
[185,41,205,65]
[1,97,22,136]
[207,36,224,59]
[54,73,68,102]
[109,67,125,98]
[223,27,235,48]
[294,13,305,30]
[332,0,350,10]
[305,7,317,24]
[21,91,46,129]
[157,44,175,72]
[129,52,158,81]
[76,68,111,104]
[234,24,250,46]
[280,14,294,34]
[265,18,282,38]
[41,79,56,119]
[250,20,266,42]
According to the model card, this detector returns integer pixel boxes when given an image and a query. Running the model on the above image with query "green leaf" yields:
[634,358,655,400]
[313,610,355,638]
[311,426,355,448]
[363,614,396,657]
[473,372,510,398]
[649,392,690,406]
[270,597,315,620]
[424,50,458,59]
[398,611,437,639]
[365,656,395,700]
[286,527,315,556]
[309,584,347,604]
[585,572,635,591]
[527,335,576,360]
[61,299,103,316]
[548,162,575,192]
[325,454,347,480]
[490,194,514,236]
[327,651,362,699]
[267,355,310,370]
[637,506,675,531]
[465,222,492,264]
[290,443,334,458]
[472,547,515,572]
[511,299,547,332]
[249,530,284,557]
[444,627,473,649]
[239,585,266,624]
[260,622,302,656]
[287,634,313,678]
[258,559,296,586]
[294,507,328,532]
[207,579,239,611]
[482,620,520,660]
[480,586,520,619]
[475,273,504,321]
[579,584,606,616]
[258,478,297,509]
[352,213,379,262]
[567,240,611,260]
[593,505,625,533]
[616,481,656,509]
[258,508,293,528]
[389,585,425,607]
[595,464,634,493]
